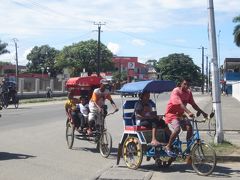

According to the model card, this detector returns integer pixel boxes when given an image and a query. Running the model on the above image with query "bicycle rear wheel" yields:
[99,131,112,158]
[191,142,216,176]
[1,95,8,108]
[66,120,75,149]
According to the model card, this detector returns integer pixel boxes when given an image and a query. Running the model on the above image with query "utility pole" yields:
[94,22,105,77]
[208,0,224,143]
[206,56,209,93]
[13,38,19,88]
[217,30,221,68]
[199,46,207,94]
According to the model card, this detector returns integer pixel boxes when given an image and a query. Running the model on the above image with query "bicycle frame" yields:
[172,118,203,158]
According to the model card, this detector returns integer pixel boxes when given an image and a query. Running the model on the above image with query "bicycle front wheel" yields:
[66,120,75,149]
[99,131,112,158]
[191,142,216,176]
[122,136,143,169]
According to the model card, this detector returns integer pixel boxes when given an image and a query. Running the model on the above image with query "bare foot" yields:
[87,128,93,136]
[151,140,161,146]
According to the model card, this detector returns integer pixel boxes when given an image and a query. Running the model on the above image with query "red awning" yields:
[66,76,102,88]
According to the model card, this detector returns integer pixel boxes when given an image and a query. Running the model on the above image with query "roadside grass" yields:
[210,140,240,155]
[19,97,67,104]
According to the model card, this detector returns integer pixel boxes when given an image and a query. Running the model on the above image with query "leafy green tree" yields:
[26,45,59,77]
[0,40,9,55]
[233,15,240,47]
[157,53,202,86]
[145,59,157,67]
[55,39,114,76]
[145,59,160,73]
[112,71,127,82]
[0,61,12,65]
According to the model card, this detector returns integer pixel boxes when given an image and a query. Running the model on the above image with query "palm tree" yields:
[0,40,9,55]
[233,15,240,47]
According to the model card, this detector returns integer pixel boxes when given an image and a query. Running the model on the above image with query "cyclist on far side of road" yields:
[164,78,208,157]
[88,79,118,135]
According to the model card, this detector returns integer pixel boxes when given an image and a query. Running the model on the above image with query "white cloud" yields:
[107,42,120,55]
[19,47,33,65]
[131,39,145,46]
[1,0,239,37]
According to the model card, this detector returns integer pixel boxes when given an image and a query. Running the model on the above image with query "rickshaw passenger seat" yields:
[123,99,156,130]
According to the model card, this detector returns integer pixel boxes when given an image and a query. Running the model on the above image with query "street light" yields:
[41,67,44,78]
[46,67,50,78]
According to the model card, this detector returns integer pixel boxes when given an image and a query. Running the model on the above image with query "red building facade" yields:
[112,56,149,82]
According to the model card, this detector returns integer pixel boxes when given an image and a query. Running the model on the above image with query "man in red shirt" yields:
[164,79,208,157]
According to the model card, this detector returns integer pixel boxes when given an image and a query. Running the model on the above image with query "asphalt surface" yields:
[1,94,239,180]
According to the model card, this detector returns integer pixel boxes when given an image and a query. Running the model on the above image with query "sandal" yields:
[165,149,177,158]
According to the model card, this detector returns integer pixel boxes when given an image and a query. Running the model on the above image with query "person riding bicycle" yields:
[164,78,208,157]
[1,79,9,106]
[134,92,171,146]
[88,79,118,135]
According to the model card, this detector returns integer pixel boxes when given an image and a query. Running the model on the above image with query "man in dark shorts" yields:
[134,92,171,146]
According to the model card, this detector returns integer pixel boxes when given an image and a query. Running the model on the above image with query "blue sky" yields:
[0,0,239,69]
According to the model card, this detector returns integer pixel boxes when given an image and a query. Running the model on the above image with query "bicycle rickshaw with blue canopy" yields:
[116,80,216,176]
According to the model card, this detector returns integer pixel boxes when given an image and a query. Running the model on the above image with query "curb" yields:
[216,155,240,163]
[89,164,113,180]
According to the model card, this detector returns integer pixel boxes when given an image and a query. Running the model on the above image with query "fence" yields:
[232,81,240,101]
[17,77,67,98]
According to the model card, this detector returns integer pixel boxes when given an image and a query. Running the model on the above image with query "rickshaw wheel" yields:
[2,99,8,109]
[99,131,112,158]
[155,157,173,168]
[66,120,75,149]
[122,136,143,169]
[13,97,19,109]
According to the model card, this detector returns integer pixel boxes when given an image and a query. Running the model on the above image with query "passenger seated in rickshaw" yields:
[76,96,89,131]
[134,92,171,146]
[65,92,81,129]
[88,79,118,135]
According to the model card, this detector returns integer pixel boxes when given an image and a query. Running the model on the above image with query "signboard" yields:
[128,62,135,69]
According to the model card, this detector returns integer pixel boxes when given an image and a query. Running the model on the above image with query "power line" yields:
[105,24,199,50]
[11,0,93,24]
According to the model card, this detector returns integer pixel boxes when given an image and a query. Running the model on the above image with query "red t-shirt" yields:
[165,87,195,123]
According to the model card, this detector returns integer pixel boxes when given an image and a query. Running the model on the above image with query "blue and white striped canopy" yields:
[118,80,176,94]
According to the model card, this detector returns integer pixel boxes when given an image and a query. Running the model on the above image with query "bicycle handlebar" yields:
[106,108,119,116]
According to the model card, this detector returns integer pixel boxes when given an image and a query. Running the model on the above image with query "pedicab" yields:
[0,80,19,109]
[116,80,216,176]
[65,76,117,158]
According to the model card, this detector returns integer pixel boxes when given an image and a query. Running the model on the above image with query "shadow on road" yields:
[139,162,240,177]
[0,152,36,161]
[71,146,119,157]
[4,107,32,110]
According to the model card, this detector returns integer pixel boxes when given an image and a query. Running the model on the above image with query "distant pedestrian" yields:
[46,87,52,98]
[225,86,228,96]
